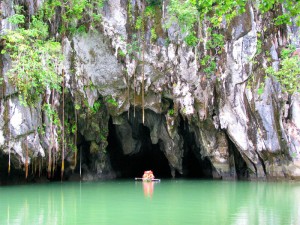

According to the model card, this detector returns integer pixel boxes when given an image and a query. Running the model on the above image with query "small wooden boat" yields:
[135,178,161,182]
[136,170,160,182]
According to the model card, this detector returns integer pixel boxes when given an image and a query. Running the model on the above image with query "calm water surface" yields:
[0,179,300,225]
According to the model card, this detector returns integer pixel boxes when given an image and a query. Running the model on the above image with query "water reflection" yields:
[0,180,300,225]
[143,181,154,198]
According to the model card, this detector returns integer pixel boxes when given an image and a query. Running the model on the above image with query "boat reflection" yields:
[143,181,154,198]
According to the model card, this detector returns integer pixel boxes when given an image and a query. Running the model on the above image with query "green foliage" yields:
[90,100,101,114]
[168,108,175,116]
[257,82,265,95]
[167,0,199,47]
[106,97,118,107]
[43,103,61,125]
[42,0,105,35]
[145,6,156,17]
[127,0,134,23]
[274,14,291,26]
[38,125,46,135]
[256,39,262,55]
[145,5,159,43]
[7,5,25,25]
[167,0,198,35]
[258,0,276,13]
[68,142,77,152]
[200,55,217,76]
[259,0,300,26]
[266,46,300,94]
[167,0,298,48]
[151,28,158,42]
[280,45,296,58]
[2,12,62,106]
[97,0,107,8]
[71,123,77,134]
[7,13,25,25]
[126,34,141,58]
[185,33,198,46]
[118,49,126,57]
[192,0,246,26]
[135,16,143,30]
[291,152,297,158]
[206,32,224,51]
[75,104,81,110]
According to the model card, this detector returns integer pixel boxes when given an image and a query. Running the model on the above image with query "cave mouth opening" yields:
[107,110,214,180]
[180,119,213,179]
[227,136,249,180]
[0,153,30,185]
[107,115,172,179]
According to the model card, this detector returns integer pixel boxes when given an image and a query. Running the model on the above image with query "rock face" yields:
[0,0,300,182]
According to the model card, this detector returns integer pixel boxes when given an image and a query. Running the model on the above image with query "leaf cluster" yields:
[2,11,62,106]
[43,0,105,35]
[259,0,300,26]
[266,46,300,94]
[266,58,300,94]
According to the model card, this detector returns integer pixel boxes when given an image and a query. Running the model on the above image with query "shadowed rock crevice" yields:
[228,136,249,180]
[180,119,213,178]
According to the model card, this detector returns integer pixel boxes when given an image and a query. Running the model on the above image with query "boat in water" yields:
[135,170,160,182]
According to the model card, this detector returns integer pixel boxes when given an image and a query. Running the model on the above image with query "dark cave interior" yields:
[107,118,172,178]
[180,119,213,179]
[107,113,214,179]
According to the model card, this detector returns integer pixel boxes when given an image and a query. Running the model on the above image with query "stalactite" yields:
[61,70,65,180]
[79,146,82,178]
[39,158,41,177]
[48,146,51,178]
[142,36,145,124]
[8,147,10,175]
[32,158,34,175]
[127,72,130,120]
[47,89,54,179]
[8,98,11,175]
[133,70,136,118]
[34,158,36,175]
[73,99,78,171]
[52,150,56,178]
[41,158,43,177]
[25,138,28,179]
[141,3,145,124]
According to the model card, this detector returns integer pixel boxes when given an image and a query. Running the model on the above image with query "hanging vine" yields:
[25,137,28,179]
[141,3,146,124]
[61,70,65,180]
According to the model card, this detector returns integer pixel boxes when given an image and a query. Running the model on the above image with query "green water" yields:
[0,180,299,225]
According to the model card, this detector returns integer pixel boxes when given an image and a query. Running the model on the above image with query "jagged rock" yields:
[0,0,300,181]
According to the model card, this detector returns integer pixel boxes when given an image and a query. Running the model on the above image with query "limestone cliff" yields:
[0,0,300,182]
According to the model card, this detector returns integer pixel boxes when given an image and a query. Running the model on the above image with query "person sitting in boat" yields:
[142,170,155,180]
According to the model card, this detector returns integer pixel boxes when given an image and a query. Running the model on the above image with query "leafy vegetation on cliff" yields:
[0,0,299,180]
[266,46,300,94]
[1,8,62,105]
[167,0,300,93]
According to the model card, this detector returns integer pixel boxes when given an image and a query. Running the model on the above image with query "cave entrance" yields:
[107,115,172,179]
[0,153,29,185]
[107,110,214,179]
[180,119,213,179]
